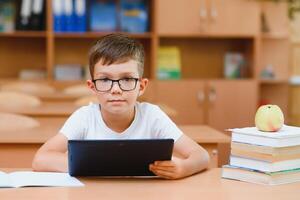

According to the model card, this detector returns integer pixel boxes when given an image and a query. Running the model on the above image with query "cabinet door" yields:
[157,0,207,34]
[156,0,260,36]
[207,80,258,131]
[154,80,206,124]
[207,0,260,35]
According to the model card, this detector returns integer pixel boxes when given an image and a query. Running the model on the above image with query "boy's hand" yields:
[149,157,186,179]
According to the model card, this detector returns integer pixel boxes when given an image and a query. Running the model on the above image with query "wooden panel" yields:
[207,80,258,131]
[157,0,259,36]
[159,38,252,79]
[0,144,41,168]
[157,0,205,34]
[289,86,300,126]
[291,44,300,76]
[0,38,46,78]
[208,0,260,35]
[261,2,289,35]
[154,80,206,124]
[260,83,289,122]
[259,39,290,80]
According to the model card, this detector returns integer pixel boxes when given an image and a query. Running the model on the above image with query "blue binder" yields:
[89,0,117,32]
[74,0,86,32]
[120,0,148,33]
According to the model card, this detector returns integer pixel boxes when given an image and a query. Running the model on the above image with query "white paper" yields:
[0,171,12,188]
[0,171,84,188]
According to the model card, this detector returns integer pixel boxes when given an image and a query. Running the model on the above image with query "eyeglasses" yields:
[92,78,140,92]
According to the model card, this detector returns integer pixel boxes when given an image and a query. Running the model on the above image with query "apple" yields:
[255,104,284,132]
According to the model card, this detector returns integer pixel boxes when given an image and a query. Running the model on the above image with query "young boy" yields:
[32,34,209,179]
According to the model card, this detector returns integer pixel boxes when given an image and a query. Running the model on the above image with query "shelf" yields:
[0,31,47,38]
[54,32,153,39]
[259,79,288,84]
[158,33,255,39]
[260,32,290,40]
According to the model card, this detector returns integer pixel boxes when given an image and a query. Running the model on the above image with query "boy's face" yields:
[87,59,148,115]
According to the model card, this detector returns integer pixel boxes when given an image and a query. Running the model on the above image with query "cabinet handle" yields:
[197,90,205,103]
[210,0,218,21]
[199,0,207,20]
[212,149,218,156]
[208,87,216,102]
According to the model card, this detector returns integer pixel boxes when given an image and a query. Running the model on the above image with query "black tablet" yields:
[68,139,174,177]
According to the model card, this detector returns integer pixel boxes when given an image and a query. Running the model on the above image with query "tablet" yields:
[68,139,174,176]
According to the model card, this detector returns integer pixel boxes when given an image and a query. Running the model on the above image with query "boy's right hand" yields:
[149,157,186,179]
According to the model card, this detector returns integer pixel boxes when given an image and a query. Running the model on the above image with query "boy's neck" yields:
[101,107,135,133]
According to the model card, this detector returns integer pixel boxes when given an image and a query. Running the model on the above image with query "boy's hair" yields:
[89,34,145,79]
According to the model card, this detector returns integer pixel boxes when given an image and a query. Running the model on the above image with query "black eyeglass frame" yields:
[92,78,140,92]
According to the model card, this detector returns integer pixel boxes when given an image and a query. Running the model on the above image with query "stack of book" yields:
[222,125,300,185]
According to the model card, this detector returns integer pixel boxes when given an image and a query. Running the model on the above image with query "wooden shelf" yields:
[54,32,153,39]
[261,32,290,40]
[0,31,47,38]
[259,79,288,84]
[158,33,255,39]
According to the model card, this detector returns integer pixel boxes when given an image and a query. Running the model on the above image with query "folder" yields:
[74,0,86,32]
[30,0,45,30]
[64,0,75,32]
[53,0,64,32]
[16,0,32,30]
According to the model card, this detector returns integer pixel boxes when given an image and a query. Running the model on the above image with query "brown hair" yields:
[89,33,145,79]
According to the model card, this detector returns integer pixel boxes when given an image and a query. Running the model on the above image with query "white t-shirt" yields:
[60,102,183,142]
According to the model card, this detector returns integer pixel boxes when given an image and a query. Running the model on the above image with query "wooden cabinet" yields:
[157,0,260,36]
[0,0,291,127]
[147,80,258,130]
[153,80,206,124]
[207,80,258,130]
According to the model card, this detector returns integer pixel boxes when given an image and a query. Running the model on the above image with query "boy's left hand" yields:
[149,157,186,179]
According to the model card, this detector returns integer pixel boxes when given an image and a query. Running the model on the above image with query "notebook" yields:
[68,139,174,177]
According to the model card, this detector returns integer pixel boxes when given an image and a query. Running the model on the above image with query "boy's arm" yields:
[149,134,210,179]
[32,133,68,172]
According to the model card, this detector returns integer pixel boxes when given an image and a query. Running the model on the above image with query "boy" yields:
[32,34,209,179]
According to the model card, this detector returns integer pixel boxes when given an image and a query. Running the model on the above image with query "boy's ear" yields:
[138,78,148,96]
[86,79,97,94]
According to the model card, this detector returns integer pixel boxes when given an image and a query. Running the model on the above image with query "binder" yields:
[16,0,32,30]
[89,0,117,32]
[30,0,45,30]
[53,0,64,32]
[120,0,148,33]
[64,0,75,32]
[74,0,86,32]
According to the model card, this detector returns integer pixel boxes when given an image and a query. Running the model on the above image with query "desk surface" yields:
[0,119,229,145]
[0,168,299,200]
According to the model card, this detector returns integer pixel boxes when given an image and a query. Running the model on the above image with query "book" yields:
[229,125,300,147]
[0,0,16,32]
[0,171,84,188]
[89,0,117,32]
[231,142,300,155]
[224,52,247,79]
[230,155,300,172]
[222,165,300,185]
[157,46,181,80]
[231,148,300,162]
[120,0,148,33]
[54,64,83,81]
